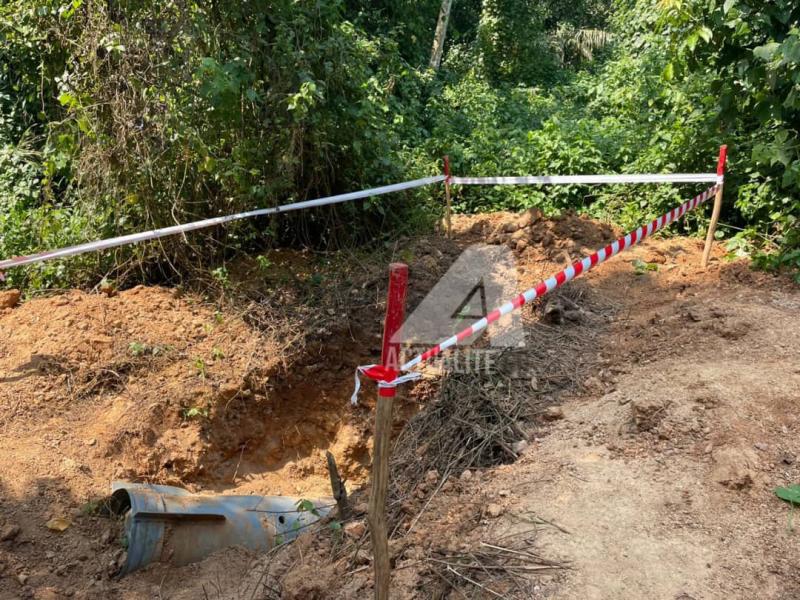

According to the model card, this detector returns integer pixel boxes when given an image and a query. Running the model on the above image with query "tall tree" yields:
[430,0,454,69]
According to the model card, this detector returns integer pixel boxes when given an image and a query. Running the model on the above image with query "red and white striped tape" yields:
[352,182,721,401]
[0,175,445,272]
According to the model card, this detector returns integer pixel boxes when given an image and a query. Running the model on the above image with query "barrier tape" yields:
[0,175,445,272]
[451,174,722,186]
[0,171,723,274]
[350,365,422,405]
[352,182,721,400]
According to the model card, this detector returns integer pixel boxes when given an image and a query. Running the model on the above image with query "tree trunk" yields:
[429,0,454,70]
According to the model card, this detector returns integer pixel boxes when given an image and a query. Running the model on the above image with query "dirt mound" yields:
[455,209,618,261]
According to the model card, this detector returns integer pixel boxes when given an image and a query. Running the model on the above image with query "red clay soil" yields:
[0,210,797,599]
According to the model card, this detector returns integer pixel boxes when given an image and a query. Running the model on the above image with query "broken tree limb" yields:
[326,450,350,521]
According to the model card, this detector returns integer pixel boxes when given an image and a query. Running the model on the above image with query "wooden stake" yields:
[444,155,452,238]
[368,263,408,600]
[326,451,350,521]
[702,145,728,268]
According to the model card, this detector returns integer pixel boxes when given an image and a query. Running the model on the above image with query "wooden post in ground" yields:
[326,451,350,521]
[368,263,408,600]
[444,155,452,238]
[702,145,728,268]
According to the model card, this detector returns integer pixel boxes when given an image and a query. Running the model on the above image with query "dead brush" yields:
[386,282,611,531]
[388,372,528,534]
[425,530,569,599]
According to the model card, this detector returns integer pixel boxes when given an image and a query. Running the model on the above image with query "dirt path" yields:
[485,243,800,599]
[0,210,797,599]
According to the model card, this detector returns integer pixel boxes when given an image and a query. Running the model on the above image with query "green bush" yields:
[0,0,442,288]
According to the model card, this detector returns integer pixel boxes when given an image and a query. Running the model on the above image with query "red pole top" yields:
[443,155,451,180]
[717,145,728,176]
[379,263,408,397]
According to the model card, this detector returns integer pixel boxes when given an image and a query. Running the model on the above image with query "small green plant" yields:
[211,347,225,360]
[192,357,207,379]
[632,259,659,275]
[129,342,169,357]
[213,311,224,324]
[183,405,209,420]
[255,255,273,272]
[80,500,100,515]
[753,249,800,284]
[211,266,230,288]
[295,498,320,516]
[129,341,147,356]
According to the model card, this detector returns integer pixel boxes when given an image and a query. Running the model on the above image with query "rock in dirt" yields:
[583,375,602,392]
[460,469,473,482]
[0,289,21,309]
[45,517,71,532]
[485,503,504,518]
[510,228,527,242]
[712,446,759,490]
[33,587,63,600]
[511,440,529,454]
[630,397,668,432]
[344,521,366,540]
[517,208,543,229]
[645,252,667,265]
[0,523,21,541]
[424,469,440,485]
[543,299,566,325]
[542,406,565,421]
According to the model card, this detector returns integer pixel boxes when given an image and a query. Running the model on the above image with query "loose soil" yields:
[0,209,797,599]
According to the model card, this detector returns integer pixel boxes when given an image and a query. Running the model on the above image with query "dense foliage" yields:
[1,0,798,288]
[0,0,439,287]
[422,0,799,277]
